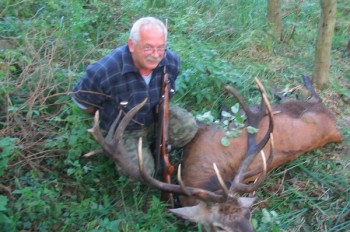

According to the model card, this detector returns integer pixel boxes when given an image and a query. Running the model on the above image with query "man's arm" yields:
[71,95,97,115]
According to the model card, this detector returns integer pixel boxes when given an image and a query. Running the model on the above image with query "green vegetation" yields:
[1,0,349,231]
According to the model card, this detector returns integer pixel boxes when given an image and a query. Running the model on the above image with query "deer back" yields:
[181,89,342,206]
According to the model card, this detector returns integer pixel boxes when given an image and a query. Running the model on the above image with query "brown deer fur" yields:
[180,91,342,206]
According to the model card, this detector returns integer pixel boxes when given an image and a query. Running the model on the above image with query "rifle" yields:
[153,19,175,206]
[153,65,175,205]
[161,72,175,202]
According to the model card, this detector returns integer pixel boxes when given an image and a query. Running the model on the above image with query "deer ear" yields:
[238,197,256,208]
[168,202,209,222]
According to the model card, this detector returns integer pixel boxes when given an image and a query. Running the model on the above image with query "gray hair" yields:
[129,17,167,43]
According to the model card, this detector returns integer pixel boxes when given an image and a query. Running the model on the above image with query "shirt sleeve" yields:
[71,63,111,109]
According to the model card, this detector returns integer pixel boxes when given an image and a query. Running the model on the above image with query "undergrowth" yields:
[0,0,349,231]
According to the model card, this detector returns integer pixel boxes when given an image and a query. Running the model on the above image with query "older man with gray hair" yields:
[71,17,197,179]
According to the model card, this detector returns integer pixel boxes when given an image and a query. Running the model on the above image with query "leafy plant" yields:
[0,195,15,231]
[0,137,22,176]
[219,103,247,146]
[253,208,281,232]
[195,103,258,147]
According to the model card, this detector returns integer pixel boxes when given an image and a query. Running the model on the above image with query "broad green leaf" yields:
[221,110,232,118]
[222,119,229,126]
[247,126,259,134]
[225,129,242,138]
[231,103,240,114]
[235,112,245,125]
[0,195,8,211]
[196,111,214,123]
[221,136,231,147]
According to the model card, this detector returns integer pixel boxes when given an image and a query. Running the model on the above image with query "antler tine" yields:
[87,98,147,154]
[225,79,269,127]
[241,133,274,179]
[84,149,103,157]
[87,110,114,155]
[86,98,148,179]
[105,110,123,142]
[254,78,274,151]
[177,164,193,196]
[213,163,229,197]
[232,150,268,193]
[228,78,274,194]
[115,98,148,141]
[137,137,227,203]
[231,134,274,193]
[225,86,255,120]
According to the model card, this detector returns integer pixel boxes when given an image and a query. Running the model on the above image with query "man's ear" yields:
[128,39,135,52]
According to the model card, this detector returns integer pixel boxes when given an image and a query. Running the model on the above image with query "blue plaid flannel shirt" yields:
[72,45,180,130]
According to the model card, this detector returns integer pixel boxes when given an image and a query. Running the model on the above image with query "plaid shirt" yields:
[72,45,180,130]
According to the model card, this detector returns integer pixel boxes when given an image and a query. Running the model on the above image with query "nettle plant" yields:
[196,102,259,147]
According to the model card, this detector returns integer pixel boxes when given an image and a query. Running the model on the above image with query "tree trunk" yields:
[312,0,337,89]
[344,39,350,58]
[267,0,282,40]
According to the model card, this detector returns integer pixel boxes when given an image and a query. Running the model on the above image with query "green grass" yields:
[1,0,349,231]
[255,146,350,231]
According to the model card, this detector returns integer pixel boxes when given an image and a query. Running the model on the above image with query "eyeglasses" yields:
[141,46,167,54]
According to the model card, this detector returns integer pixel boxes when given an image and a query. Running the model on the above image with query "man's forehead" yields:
[140,24,164,36]
[139,26,166,44]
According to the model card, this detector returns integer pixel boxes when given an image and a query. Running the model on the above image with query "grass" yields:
[257,146,349,231]
[0,0,349,231]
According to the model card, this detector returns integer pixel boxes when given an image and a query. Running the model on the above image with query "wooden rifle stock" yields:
[160,73,175,204]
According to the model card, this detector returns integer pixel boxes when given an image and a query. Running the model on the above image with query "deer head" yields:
[137,78,274,232]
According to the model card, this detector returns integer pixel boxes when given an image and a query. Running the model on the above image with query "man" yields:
[71,17,198,179]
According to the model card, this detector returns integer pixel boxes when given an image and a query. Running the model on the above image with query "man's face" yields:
[128,25,166,75]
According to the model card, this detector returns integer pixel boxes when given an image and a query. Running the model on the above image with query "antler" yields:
[137,137,228,203]
[137,78,274,203]
[225,78,274,194]
[302,74,321,102]
[85,98,148,180]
